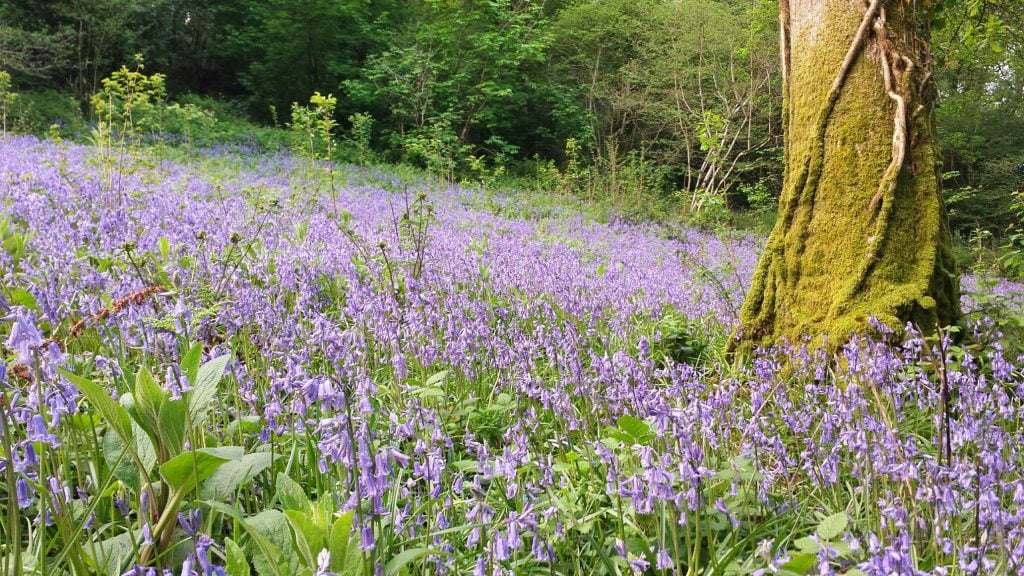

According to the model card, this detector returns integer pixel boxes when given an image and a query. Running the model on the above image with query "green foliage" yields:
[163,102,216,144]
[346,0,557,171]
[289,92,337,162]
[7,89,85,137]
[166,94,290,150]
[90,58,168,142]
[931,0,1024,240]
[0,71,15,133]
[203,474,359,576]
[344,112,376,165]
[400,124,464,183]
[1001,191,1024,280]
[220,0,391,121]
[58,347,262,566]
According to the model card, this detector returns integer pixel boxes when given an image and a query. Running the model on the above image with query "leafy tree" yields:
[931,0,1024,235]
[0,70,15,133]
[220,0,394,121]
[347,0,559,166]
[549,0,780,209]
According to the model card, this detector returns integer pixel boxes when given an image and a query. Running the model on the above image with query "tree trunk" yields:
[733,0,959,349]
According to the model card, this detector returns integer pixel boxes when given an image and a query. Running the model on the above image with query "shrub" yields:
[9,90,85,137]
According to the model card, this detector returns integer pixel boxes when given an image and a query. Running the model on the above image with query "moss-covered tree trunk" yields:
[734,0,959,348]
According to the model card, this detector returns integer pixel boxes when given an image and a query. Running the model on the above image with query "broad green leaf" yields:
[816,512,849,541]
[425,370,448,387]
[60,369,133,443]
[285,510,326,568]
[6,287,37,310]
[180,342,203,391]
[159,237,171,261]
[91,530,142,576]
[329,511,355,573]
[134,420,158,472]
[780,552,816,575]
[248,509,294,551]
[160,451,229,493]
[103,431,139,492]
[203,501,286,576]
[190,354,230,425]
[247,510,300,576]
[793,536,819,554]
[384,547,446,576]
[225,415,263,437]
[275,473,310,512]
[201,446,245,460]
[311,496,335,527]
[157,398,188,458]
[132,366,166,445]
[450,460,478,472]
[225,537,250,576]
[200,452,273,501]
[67,413,102,430]
[411,387,445,399]
[102,425,156,494]
[616,415,651,442]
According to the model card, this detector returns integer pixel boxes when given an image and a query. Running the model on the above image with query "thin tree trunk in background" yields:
[733,0,959,350]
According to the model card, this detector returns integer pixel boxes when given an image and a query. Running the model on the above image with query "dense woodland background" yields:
[1,0,1022,246]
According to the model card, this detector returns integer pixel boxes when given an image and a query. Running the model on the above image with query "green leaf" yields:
[384,547,446,576]
[132,366,166,446]
[60,369,133,443]
[102,425,156,494]
[180,342,203,391]
[200,452,274,501]
[425,370,448,387]
[91,530,142,576]
[248,509,294,551]
[450,460,478,472]
[157,398,188,458]
[275,473,310,512]
[159,237,171,261]
[411,387,445,399]
[285,510,326,568]
[225,537,250,576]
[781,552,816,575]
[225,415,263,437]
[329,511,355,574]
[200,446,245,460]
[247,510,300,576]
[616,415,651,442]
[816,512,849,541]
[160,451,229,493]
[793,536,819,554]
[190,354,230,425]
[203,502,287,576]
[6,287,37,310]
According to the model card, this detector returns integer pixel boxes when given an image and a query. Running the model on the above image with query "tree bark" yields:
[734,0,959,349]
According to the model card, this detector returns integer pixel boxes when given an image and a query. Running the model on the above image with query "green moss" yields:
[733,0,960,352]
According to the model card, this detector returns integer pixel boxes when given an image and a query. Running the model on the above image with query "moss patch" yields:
[734,0,960,351]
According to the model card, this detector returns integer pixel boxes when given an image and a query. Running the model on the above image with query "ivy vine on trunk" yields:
[733,0,960,350]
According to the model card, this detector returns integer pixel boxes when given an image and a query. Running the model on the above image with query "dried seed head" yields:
[70,318,88,338]
[11,363,32,383]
